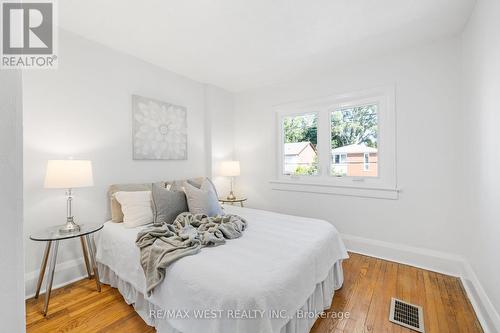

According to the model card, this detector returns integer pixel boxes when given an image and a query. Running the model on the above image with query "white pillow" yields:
[184,178,224,217]
[113,191,153,228]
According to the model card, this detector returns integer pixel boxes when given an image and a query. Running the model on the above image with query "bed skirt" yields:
[98,261,344,333]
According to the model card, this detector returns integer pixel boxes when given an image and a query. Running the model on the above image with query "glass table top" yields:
[218,197,247,202]
[30,223,104,241]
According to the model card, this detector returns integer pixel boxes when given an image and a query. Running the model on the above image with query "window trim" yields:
[273,86,397,199]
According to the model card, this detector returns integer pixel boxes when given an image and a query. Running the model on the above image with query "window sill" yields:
[269,180,399,200]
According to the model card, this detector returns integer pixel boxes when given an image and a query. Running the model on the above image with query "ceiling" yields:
[59,0,475,92]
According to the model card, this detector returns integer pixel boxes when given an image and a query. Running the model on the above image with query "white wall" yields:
[0,70,25,331]
[234,38,466,255]
[22,30,233,296]
[462,0,500,327]
[205,84,235,197]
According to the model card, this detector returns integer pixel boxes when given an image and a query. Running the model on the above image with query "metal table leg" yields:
[43,240,59,316]
[85,234,101,292]
[80,236,92,279]
[35,241,51,299]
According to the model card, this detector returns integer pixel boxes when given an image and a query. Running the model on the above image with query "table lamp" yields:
[44,160,94,233]
[220,160,240,200]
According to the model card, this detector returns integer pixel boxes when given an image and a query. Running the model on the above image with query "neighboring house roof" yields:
[284,142,314,155]
[331,144,377,154]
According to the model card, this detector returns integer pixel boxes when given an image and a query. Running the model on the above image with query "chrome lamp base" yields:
[59,189,81,233]
[226,191,236,201]
[59,217,81,233]
[227,177,237,200]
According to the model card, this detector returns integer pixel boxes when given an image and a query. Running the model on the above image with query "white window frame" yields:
[272,86,398,199]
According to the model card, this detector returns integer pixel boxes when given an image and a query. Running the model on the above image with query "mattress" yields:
[95,205,349,333]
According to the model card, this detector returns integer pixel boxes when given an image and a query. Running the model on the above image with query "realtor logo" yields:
[1,0,57,68]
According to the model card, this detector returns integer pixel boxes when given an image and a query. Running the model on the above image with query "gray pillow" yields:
[184,178,224,217]
[165,177,204,190]
[152,183,188,225]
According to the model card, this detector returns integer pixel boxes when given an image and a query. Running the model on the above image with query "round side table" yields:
[219,197,247,207]
[30,223,103,316]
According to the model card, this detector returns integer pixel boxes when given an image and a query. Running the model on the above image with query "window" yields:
[333,154,347,164]
[274,86,397,199]
[331,104,378,177]
[364,153,369,171]
[332,153,347,176]
[281,113,318,176]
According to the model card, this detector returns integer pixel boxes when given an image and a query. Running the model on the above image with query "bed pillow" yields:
[166,177,204,190]
[108,183,154,222]
[113,191,154,228]
[152,183,188,225]
[184,178,224,217]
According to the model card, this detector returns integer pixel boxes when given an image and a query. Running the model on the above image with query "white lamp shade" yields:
[220,160,240,177]
[44,160,94,189]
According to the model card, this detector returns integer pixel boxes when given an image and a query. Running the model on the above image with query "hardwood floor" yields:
[310,253,482,333]
[26,278,155,333]
[26,253,483,333]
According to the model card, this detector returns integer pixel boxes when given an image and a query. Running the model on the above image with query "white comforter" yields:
[95,205,348,333]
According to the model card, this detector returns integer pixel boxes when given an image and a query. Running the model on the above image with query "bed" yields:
[95,204,348,333]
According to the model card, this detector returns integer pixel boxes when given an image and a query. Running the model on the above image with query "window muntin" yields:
[282,113,318,176]
[330,104,378,177]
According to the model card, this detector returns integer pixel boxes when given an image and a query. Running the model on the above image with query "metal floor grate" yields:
[389,298,425,332]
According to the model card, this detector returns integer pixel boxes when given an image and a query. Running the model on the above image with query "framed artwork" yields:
[132,95,187,160]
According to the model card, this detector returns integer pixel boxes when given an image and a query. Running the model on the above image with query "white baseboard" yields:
[461,262,500,333]
[24,257,88,299]
[341,234,467,276]
[342,233,500,333]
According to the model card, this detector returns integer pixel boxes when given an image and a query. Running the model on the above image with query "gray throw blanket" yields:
[136,212,247,295]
